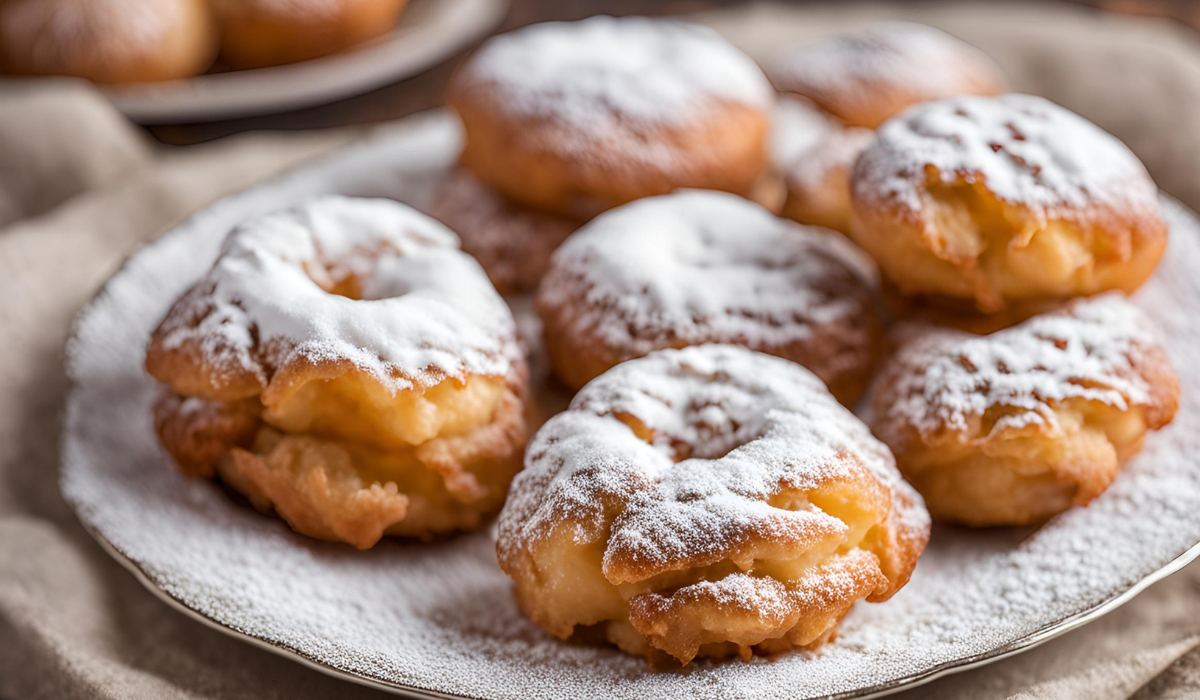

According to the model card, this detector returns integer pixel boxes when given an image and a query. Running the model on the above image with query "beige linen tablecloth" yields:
[3,2,1200,698]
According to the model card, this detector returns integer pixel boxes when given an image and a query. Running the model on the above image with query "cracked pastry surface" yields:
[536,190,884,405]
[446,16,775,220]
[849,94,1168,317]
[872,295,1179,526]
[145,196,529,548]
[497,345,929,664]
[770,22,1006,130]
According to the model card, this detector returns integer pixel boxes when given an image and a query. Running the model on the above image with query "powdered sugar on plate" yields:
[853,94,1162,217]
[61,111,1200,700]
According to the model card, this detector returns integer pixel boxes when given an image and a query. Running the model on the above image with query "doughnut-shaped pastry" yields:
[536,190,884,405]
[209,0,409,69]
[447,16,775,219]
[770,22,1006,129]
[0,0,218,83]
[145,196,529,548]
[872,295,1179,527]
[773,96,874,234]
[497,345,929,664]
[850,94,1168,315]
[426,170,579,295]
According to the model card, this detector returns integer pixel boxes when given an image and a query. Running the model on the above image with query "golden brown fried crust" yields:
[425,170,580,295]
[155,363,529,548]
[496,347,929,664]
[448,86,770,220]
[209,0,409,69]
[779,124,874,235]
[0,0,219,84]
[850,176,1170,314]
[871,300,1180,526]
[153,391,262,478]
[536,254,885,407]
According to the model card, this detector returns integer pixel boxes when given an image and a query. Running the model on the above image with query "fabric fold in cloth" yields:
[2,2,1200,698]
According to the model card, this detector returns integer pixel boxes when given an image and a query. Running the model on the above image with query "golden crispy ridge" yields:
[872,295,1179,526]
[496,346,929,664]
[154,360,529,548]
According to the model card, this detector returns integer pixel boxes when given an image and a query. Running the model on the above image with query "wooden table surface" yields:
[146,0,1194,146]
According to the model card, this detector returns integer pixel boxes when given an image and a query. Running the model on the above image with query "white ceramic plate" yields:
[99,0,507,123]
[61,111,1200,700]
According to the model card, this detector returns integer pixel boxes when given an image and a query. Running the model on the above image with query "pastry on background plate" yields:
[0,0,219,83]
[872,294,1179,527]
[208,0,409,69]
[497,344,929,664]
[535,190,884,405]
[849,93,1168,320]
[145,196,529,549]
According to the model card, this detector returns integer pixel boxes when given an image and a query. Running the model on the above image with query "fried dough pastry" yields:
[208,0,409,69]
[446,16,775,220]
[872,295,1179,527]
[425,169,580,295]
[849,94,1168,317]
[772,96,875,233]
[497,345,930,664]
[145,196,529,548]
[770,22,1006,130]
[536,190,884,405]
[0,0,218,83]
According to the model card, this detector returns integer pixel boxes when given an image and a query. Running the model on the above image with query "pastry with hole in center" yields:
[497,344,929,664]
[144,196,529,549]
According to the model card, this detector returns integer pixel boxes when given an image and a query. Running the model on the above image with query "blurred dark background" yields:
[148,0,1200,146]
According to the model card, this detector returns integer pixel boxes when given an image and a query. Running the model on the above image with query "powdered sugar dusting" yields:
[501,345,924,575]
[154,195,516,392]
[853,94,1162,217]
[538,190,874,354]
[879,294,1161,438]
[456,16,773,129]
[61,114,1200,700]
[770,22,1004,121]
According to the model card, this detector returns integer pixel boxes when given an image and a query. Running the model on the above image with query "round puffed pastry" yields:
[850,94,1169,317]
[446,16,776,220]
[772,96,875,234]
[208,0,409,69]
[872,294,1179,527]
[536,190,885,405]
[425,169,579,295]
[0,0,218,83]
[770,22,1007,130]
[497,345,930,664]
[144,196,530,549]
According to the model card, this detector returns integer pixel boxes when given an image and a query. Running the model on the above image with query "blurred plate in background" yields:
[100,0,507,124]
